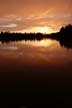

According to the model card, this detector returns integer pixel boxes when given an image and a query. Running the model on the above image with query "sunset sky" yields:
[0,0,72,33]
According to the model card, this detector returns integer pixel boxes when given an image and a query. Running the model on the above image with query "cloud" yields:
[0,15,23,31]
[0,15,23,24]
[35,9,53,19]
[0,12,72,33]
[0,24,17,28]
[0,18,12,23]
[35,10,72,21]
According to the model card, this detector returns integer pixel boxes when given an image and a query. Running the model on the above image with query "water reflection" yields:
[1,36,72,49]
[0,39,72,67]
[59,39,72,49]
[18,39,56,47]
[0,39,72,106]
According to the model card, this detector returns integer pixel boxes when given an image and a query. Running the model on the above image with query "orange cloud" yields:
[0,0,72,33]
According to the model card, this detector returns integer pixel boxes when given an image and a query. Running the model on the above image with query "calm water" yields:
[0,39,72,107]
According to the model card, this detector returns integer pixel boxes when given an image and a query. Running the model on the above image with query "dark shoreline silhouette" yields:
[0,24,72,49]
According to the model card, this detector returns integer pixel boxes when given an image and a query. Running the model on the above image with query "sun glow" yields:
[35,27,50,34]
[18,26,53,34]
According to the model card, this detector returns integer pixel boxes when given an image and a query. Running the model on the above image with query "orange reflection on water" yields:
[19,39,56,47]
[0,39,72,74]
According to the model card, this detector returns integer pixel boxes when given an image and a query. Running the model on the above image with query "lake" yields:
[0,39,72,107]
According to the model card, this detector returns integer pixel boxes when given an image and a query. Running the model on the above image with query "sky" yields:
[0,0,72,33]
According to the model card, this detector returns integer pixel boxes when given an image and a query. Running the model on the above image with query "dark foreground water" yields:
[0,39,72,107]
